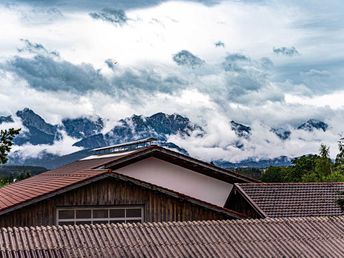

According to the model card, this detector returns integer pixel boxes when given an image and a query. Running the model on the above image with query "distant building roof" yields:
[92,137,157,153]
[235,182,344,218]
[1,216,344,257]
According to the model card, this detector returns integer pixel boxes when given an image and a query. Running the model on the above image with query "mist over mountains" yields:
[0,0,344,170]
[0,108,333,169]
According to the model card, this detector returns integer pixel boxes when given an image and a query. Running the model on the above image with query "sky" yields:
[0,0,344,162]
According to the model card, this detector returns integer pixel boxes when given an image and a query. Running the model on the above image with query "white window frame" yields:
[56,206,144,225]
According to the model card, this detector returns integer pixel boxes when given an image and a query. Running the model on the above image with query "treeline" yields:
[262,140,344,182]
[0,172,31,187]
[0,166,47,187]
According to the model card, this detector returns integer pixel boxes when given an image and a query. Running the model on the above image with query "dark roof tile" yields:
[236,182,344,217]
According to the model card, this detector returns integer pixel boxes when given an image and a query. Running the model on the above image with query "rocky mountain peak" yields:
[230,121,251,138]
[173,50,205,68]
[297,119,328,132]
[0,115,14,124]
[271,128,291,140]
[62,117,104,139]
[16,108,57,135]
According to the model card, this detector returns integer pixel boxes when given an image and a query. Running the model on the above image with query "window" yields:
[56,206,143,226]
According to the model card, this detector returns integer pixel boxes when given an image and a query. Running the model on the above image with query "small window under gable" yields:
[56,206,144,226]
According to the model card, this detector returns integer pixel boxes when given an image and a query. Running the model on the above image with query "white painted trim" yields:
[56,206,144,225]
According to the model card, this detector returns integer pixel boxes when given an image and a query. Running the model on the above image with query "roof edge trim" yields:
[234,183,267,218]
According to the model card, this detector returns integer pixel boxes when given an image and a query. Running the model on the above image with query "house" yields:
[1,216,343,257]
[0,139,256,227]
[227,182,344,218]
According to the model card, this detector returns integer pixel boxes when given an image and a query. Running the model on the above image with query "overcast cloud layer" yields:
[1,0,344,161]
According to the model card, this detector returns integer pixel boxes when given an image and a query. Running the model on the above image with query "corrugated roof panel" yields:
[2,217,344,257]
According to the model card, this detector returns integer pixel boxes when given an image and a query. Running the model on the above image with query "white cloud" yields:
[285,91,344,109]
[0,1,304,66]
[0,0,344,162]
[10,131,82,158]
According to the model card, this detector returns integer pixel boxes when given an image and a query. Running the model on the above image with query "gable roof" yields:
[235,182,344,218]
[49,146,256,183]
[0,167,242,219]
[0,145,254,218]
[1,216,344,257]
[99,146,257,183]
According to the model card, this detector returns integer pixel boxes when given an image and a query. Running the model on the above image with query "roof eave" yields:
[0,172,111,217]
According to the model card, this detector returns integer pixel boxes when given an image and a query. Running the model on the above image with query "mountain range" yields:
[0,108,330,169]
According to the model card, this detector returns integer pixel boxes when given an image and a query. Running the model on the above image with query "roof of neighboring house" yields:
[1,216,344,257]
[235,182,344,218]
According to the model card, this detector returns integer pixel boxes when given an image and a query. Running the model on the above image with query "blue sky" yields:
[0,0,344,161]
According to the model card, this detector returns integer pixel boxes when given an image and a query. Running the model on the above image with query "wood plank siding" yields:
[0,177,231,227]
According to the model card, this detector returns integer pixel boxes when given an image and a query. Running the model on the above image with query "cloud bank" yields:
[0,0,344,162]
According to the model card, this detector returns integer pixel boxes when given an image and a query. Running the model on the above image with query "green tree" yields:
[261,166,288,182]
[319,143,330,158]
[0,128,20,164]
[323,171,344,182]
[287,154,319,182]
[316,144,332,177]
[335,138,344,172]
[261,142,344,183]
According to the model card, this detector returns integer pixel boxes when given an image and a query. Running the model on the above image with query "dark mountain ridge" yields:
[75,112,203,149]
[0,108,330,169]
[0,115,14,124]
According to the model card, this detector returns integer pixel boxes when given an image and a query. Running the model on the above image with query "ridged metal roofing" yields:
[1,216,344,257]
[236,182,344,217]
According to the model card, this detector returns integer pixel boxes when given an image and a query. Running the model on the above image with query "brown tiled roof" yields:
[236,182,344,218]
[1,216,344,257]
[0,169,110,214]
[0,152,127,215]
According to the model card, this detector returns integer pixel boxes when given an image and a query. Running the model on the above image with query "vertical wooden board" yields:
[0,177,232,227]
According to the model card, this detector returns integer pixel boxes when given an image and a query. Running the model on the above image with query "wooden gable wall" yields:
[0,177,232,227]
